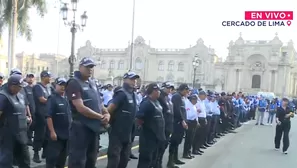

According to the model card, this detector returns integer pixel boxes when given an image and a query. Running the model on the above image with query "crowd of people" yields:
[0,56,294,168]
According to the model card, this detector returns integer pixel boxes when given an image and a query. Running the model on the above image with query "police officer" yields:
[66,57,109,168]
[106,71,139,168]
[46,77,71,168]
[0,74,30,168]
[183,94,198,159]
[0,72,4,89]
[32,70,52,163]
[136,83,165,168]
[167,84,189,167]
[24,73,36,146]
[151,82,175,168]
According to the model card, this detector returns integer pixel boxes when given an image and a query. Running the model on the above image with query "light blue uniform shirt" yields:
[212,101,221,115]
[205,99,212,116]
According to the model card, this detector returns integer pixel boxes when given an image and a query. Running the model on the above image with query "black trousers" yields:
[46,139,68,168]
[193,117,207,151]
[151,130,170,167]
[0,133,30,168]
[274,122,291,151]
[137,132,160,168]
[183,120,197,155]
[107,133,132,168]
[33,113,47,153]
[208,116,218,142]
[250,108,256,119]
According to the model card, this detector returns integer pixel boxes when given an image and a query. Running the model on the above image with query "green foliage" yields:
[0,0,47,41]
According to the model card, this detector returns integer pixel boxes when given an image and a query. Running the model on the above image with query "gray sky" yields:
[1,0,296,58]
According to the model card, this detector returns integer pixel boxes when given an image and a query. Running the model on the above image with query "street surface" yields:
[20,113,296,168]
[94,114,297,168]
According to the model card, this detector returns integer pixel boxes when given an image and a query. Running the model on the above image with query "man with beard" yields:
[167,84,189,167]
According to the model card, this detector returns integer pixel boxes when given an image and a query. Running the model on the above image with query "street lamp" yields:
[192,54,201,88]
[60,0,88,77]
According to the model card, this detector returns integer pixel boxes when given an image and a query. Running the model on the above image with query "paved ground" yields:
[20,112,297,168]
[94,114,297,168]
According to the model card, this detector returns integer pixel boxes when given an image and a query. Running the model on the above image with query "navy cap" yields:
[26,73,34,78]
[221,92,226,96]
[10,68,22,76]
[8,74,27,87]
[146,83,160,94]
[198,90,207,95]
[123,71,140,79]
[161,81,174,89]
[40,71,51,78]
[79,57,96,67]
[55,77,67,85]
[189,94,198,100]
[178,84,189,91]
[0,72,4,78]
[106,84,113,88]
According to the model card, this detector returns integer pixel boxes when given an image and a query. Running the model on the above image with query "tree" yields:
[0,0,47,41]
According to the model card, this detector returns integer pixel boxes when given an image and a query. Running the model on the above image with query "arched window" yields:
[177,62,184,71]
[100,61,106,69]
[109,60,115,69]
[158,61,164,71]
[118,60,124,70]
[166,74,174,82]
[168,61,174,71]
[156,76,164,82]
[135,57,143,70]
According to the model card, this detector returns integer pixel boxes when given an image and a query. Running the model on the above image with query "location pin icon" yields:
[287,21,292,26]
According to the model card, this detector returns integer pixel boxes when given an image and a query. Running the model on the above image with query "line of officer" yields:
[32,70,52,163]
[24,73,36,146]
[66,57,109,168]
[46,77,71,168]
[151,82,175,168]
[106,71,139,168]
[167,84,189,167]
[136,83,166,168]
[0,74,31,168]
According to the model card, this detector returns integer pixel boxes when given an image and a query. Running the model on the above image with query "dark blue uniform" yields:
[32,83,51,158]
[107,86,137,168]
[23,84,35,144]
[137,98,165,168]
[66,71,102,168]
[46,91,71,168]
[0,87,30,167]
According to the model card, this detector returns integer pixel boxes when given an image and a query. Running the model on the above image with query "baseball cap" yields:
[198,90,207,95]
[26,73,35,78]
[55,77,67,85]
[123,71,140,79]
[79,57,96,67]
[10,68,22,76]
[189,94,198,100]
[7,74,27,87]
[40,71,51,78]
[106,84,113,88]
[0,72,4,78]
[146,83,160,94]
[161,81,174,89]
[178,83,189,91]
